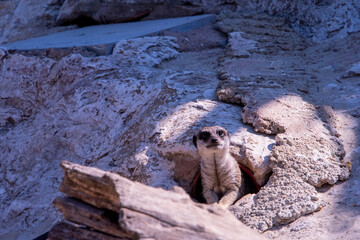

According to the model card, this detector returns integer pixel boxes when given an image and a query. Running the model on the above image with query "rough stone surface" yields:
[0,0,73,44]
[0,37,178,239]
[343,62,360,78]
[112,36,179,67]
[216,12,354,232]
[0,5,360,240]
[226,31,258,58]
[235,0,360,42]
[2,0,360,45]
[56,0,237,25]
[231,168,321,232]
[0,32,275,239]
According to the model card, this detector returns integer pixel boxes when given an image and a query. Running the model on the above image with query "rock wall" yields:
[235,0,360,41]
[0,31,275,238]
[216,11,351,231]
[1,1,360,239]
[0,36,180,239]
[1,0,360,44]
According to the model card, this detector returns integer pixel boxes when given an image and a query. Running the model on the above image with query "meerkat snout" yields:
[193,126,245,207]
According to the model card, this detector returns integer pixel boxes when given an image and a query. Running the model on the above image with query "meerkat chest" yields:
[200,154,237,193]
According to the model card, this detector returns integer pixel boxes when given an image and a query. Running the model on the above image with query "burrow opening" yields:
[190,163,261,204]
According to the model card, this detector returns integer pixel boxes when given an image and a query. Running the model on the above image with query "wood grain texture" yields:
[53,197,131,238]
[48,222,128,240]
[50,161,265,240]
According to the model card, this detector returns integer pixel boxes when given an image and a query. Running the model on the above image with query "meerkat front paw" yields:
[219,190,239,207]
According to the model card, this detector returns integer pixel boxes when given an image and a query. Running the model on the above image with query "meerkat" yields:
[193,126,245,207]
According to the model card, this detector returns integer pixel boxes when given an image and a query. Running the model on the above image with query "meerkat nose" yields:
[211,138,218,143]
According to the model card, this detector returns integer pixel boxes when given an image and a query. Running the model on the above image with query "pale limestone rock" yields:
[230,132,274,186]
[0,36,179,239]
[56,0,236,25]
[343,62,360,78]
[216,11,351,232]
[235,0,360,42]
[231,168,321,232]
[112,36,179,67]
[0,48,6,60]
[227,31,258,58]
[0,0,72,44]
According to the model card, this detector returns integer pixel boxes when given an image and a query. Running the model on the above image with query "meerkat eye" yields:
[217,130,225,136]
[199,131,210,140]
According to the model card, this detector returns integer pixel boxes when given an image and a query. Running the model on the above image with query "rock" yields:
[2,0,360,46]
[2,15,215,50]
[1,5,360,240]
[56,0,236,26]
[0,0,73,44]
[56,0,155,25]
[0,36,179,238]
[216,11,308,54]
[112,36,179,67]
[1,34,273,238]
[230,132,274,186]
[234,0,360,42]
[216,11,351,232]
[226,32,258,57]
[342,62,360,78]
[50,161,265,240]
[0,48,6,60]
[230,168,321,232]
[159,22,227,52]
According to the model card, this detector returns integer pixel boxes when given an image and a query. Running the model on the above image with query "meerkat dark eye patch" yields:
[199,131,210,141]
[217,130,225,137]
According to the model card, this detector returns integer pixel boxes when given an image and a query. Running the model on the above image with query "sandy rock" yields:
[216,11,352,232]
[1,6,360,240]
[231,168,321,232]
[0,36,180,239]
[159,22,227,52]
[113,36,179,67]
[271,134,349,187]
[216,11,308,53]
[56,0,155,25]
[0,48,6,60]
[226,32,258,57]
[56,0,236,25]
[230,132,274,186]
[235,0,360,41]
[225,91,350,231]
[0,0,72,44]
[342,62,360,78]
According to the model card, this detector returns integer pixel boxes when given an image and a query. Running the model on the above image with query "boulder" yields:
[56,0,236,26]
[235,0,360,42]
[343,62,360,78]
[216,11,351,231]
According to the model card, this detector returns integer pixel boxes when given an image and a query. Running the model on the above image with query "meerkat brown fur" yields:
[193,126,244,207]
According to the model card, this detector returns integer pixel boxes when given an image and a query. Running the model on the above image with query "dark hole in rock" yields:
[33,232,48,240]
[190,164,261,204]
[70,15,99,28]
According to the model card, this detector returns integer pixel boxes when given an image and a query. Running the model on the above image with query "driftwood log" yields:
[48,161,265,240]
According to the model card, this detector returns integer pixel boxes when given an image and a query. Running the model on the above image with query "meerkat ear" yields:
[193,135,197,148]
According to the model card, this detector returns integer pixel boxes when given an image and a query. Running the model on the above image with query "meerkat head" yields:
[193,126,230,154]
